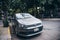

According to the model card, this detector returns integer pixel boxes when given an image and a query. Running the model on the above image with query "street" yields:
[0,20,11,40]
[10,19,60,40]
[0,0,60,40]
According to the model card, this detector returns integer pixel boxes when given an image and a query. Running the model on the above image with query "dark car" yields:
[11,13,43,37]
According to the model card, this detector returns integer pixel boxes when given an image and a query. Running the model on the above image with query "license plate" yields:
[34,28,39,32]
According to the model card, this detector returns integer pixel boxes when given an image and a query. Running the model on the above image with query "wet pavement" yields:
[0,20,11,40]
[0,19,60,40]
[11,20,60,40]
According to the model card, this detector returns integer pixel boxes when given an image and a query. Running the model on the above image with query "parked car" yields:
[11,13,43,37]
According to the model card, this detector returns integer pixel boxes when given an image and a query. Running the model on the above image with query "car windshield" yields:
[15,13,24,19]
[15,13,32,19]
[21,13,32,18]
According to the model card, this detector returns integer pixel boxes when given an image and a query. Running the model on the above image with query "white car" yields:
[12,13,43,37]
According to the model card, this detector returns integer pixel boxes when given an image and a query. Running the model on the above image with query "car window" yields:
[22,14,32,18]
[15,13,33,19]
[15,13,24,19]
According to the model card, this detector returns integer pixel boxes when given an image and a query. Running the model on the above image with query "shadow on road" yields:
[11,33,42,40]
[18,34,41,40]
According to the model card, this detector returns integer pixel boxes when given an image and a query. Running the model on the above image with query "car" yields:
[12,13,43,37]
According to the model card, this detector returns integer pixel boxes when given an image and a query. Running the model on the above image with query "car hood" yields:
[17,18,42,25]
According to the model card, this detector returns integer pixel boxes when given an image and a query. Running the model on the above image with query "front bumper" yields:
[18,26,43,37]
[19,31,42,37]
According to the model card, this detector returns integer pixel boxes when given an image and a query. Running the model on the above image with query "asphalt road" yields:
[0,20,11,40]
[10,20,60,40]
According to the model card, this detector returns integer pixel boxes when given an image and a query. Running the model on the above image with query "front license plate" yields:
[34,28,39,32]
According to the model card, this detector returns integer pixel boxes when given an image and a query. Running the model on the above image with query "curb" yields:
[42,18,60,20]
[8,27,11,40]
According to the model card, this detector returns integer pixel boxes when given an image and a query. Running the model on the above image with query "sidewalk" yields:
[42,18,60,20]
[0,21,11,40]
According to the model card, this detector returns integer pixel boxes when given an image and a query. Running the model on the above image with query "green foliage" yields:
[1,0,60,18]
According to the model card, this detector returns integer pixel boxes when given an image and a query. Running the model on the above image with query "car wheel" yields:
[15,27,18,35]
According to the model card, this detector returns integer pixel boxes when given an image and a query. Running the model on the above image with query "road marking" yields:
[8,26,11,39]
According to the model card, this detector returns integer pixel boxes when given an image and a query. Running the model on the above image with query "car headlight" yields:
[19,24,26,28]
[19,24,27,32]
[21,24,24,27]
[19,24,23,27]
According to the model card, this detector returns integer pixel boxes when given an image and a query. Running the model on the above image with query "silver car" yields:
[12,13,43,37]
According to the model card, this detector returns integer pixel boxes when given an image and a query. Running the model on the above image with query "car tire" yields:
[15,26,18,35]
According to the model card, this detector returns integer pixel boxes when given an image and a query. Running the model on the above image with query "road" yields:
[10,20,60,40]
[0,20,11,40]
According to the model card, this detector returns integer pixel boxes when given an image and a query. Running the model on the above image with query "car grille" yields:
[19,26,43,35]
[27,23,41,27]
